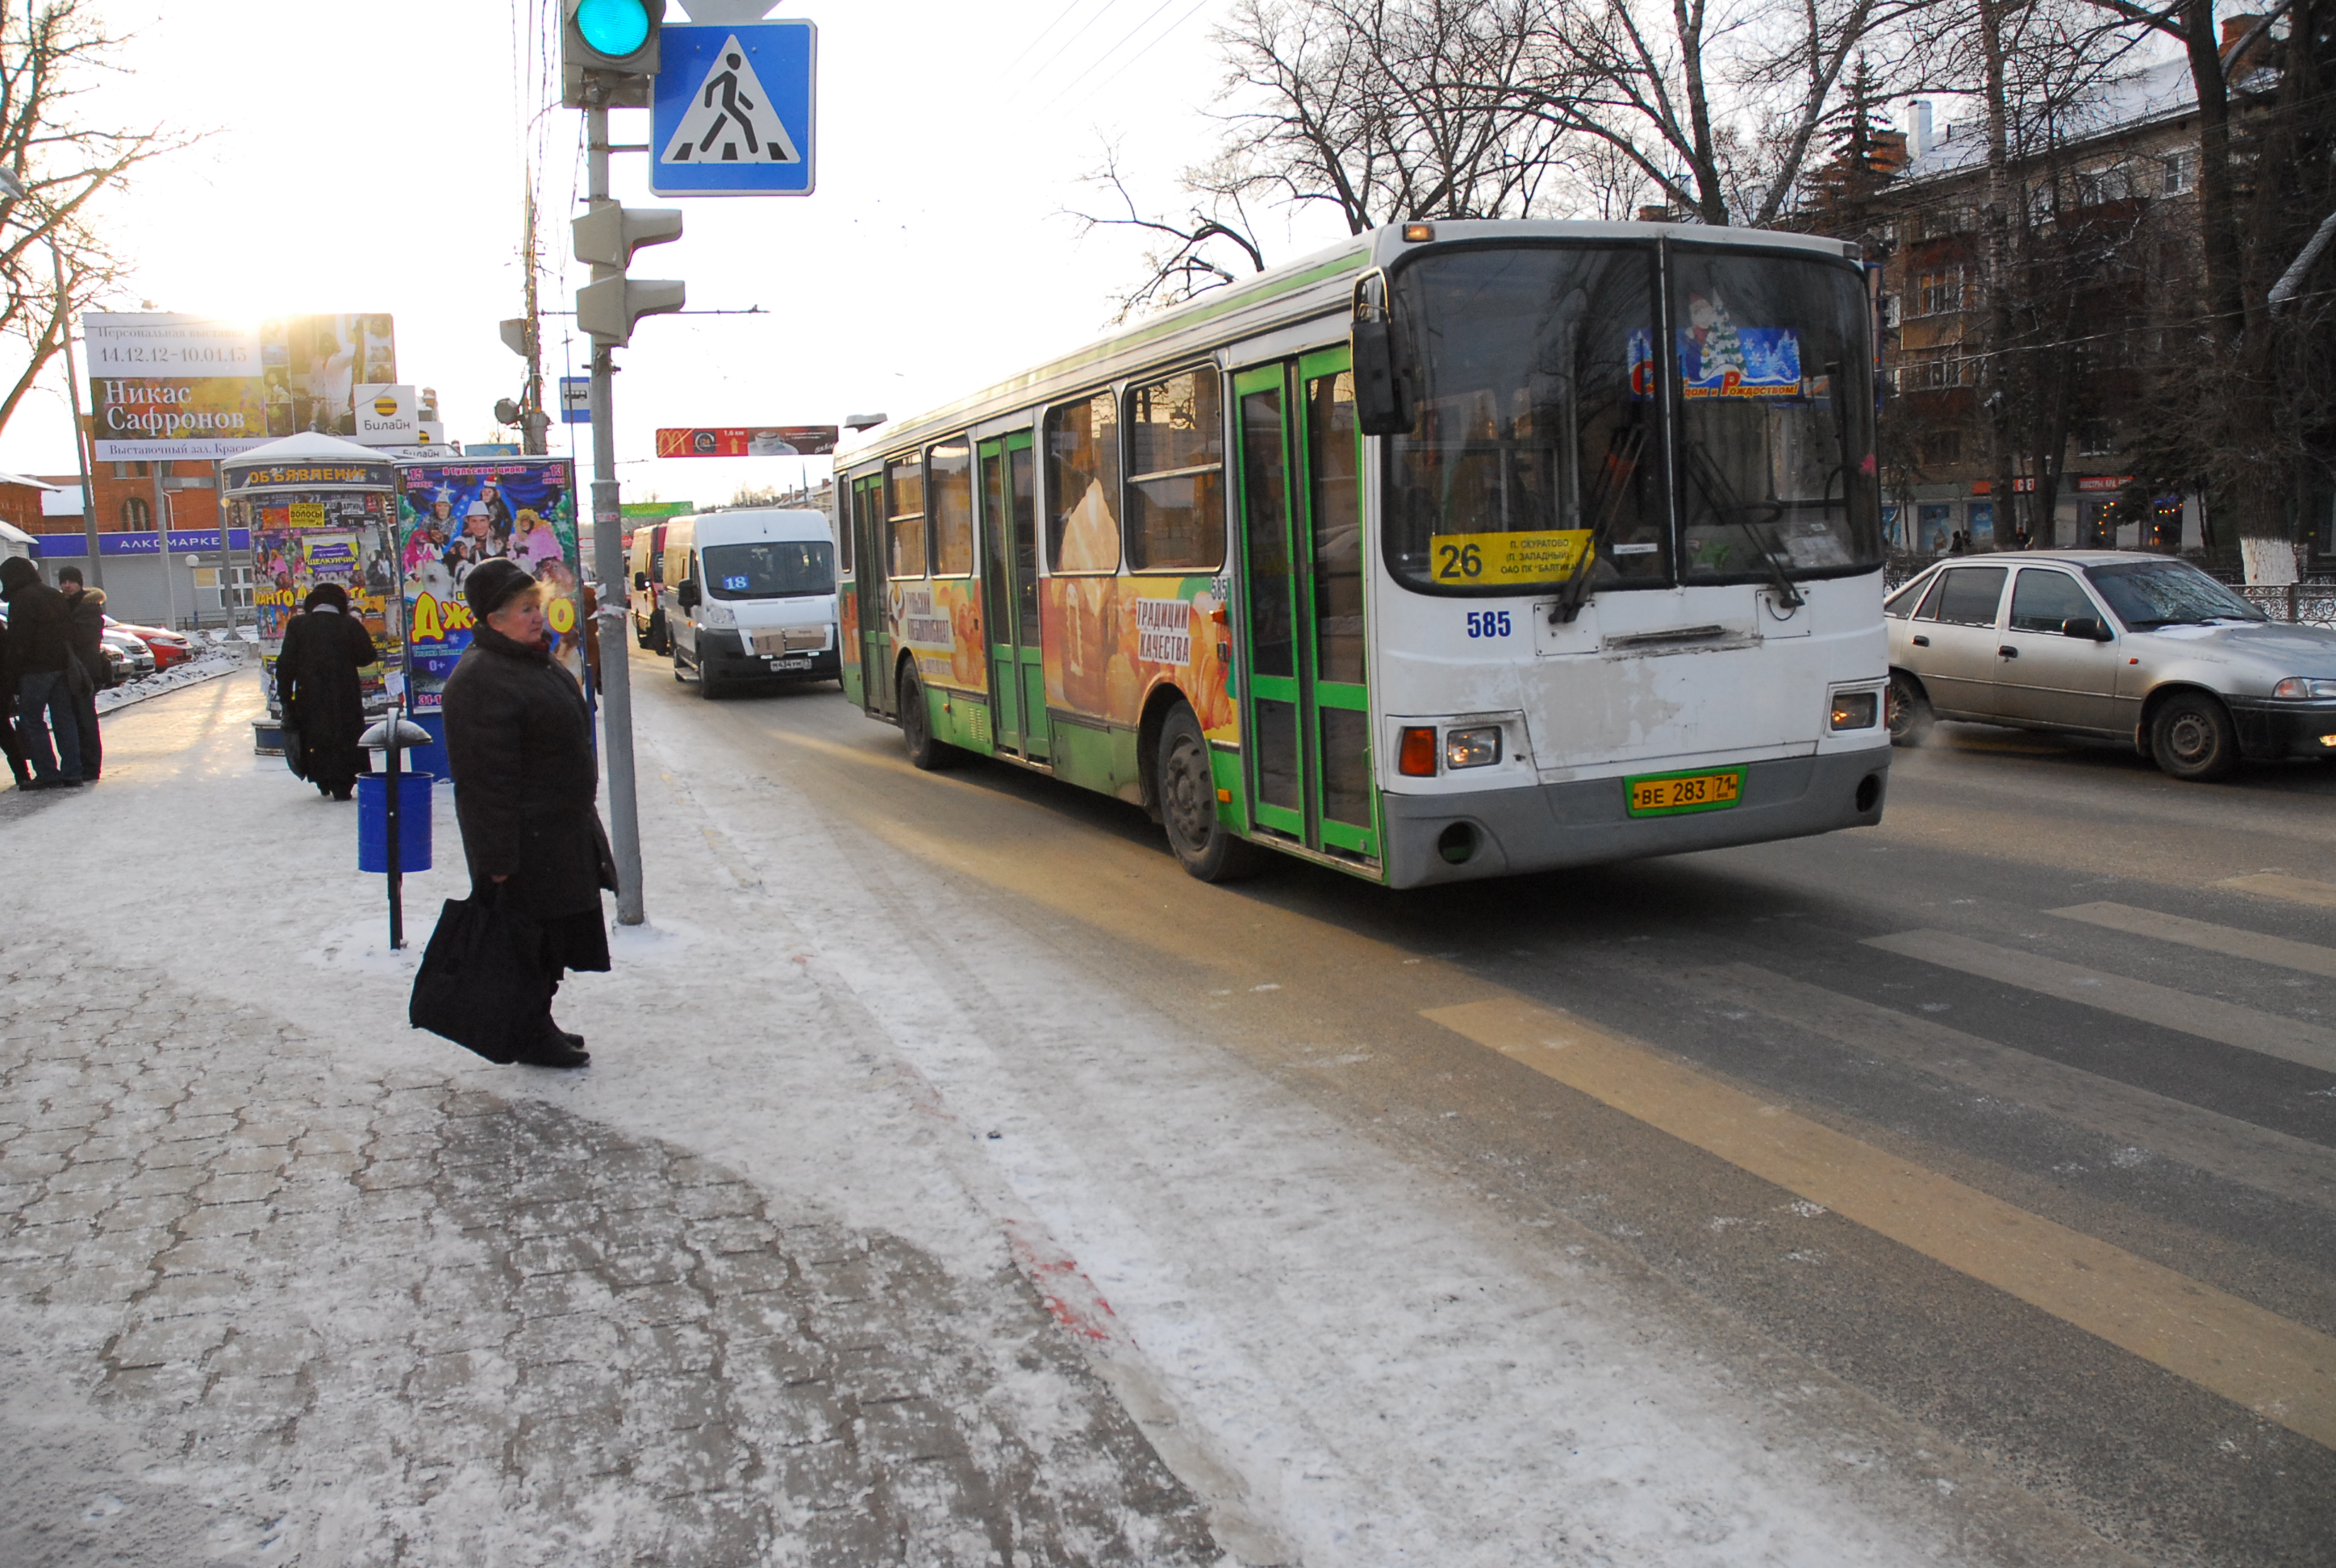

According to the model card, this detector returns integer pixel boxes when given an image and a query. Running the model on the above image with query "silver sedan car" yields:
[1885,550,2336,780]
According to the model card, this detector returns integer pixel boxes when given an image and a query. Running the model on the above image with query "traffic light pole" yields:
[586,93,646,928]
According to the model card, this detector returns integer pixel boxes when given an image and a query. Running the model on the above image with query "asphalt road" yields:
[639,648,2336,1568]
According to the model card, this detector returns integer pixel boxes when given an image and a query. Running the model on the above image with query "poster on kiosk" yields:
[393,457,585,712]
[218,433,404,720]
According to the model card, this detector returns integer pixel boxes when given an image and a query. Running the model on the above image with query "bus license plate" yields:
[1625,767,1744,817]
[765,655,812,669]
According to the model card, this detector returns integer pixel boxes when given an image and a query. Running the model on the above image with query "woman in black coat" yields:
[441,559,615,1070]
[277,582,380,800]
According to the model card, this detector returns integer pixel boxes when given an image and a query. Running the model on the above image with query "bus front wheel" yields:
[1158,702,1262,882]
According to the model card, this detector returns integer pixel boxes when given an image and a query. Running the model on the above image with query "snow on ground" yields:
[4,668,2021,1565]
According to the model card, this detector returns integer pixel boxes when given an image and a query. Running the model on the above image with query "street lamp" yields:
[0,167,102,590]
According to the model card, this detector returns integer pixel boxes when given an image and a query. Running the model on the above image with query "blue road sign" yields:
[560,376,590,424]
[649,22,816,198]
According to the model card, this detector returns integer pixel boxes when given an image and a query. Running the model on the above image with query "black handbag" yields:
[281,719,307,779]
[408,886,544,1064]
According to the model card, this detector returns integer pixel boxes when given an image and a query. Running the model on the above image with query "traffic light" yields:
[562,0,661,107]
[574,198,686,347]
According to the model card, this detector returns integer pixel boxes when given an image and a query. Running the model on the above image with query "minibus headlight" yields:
[1398,727,1439,777]
[699,598,735,627]
[1445,726,1502,769]
[1829,690,1879,731]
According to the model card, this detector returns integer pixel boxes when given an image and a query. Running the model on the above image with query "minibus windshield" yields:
[703,540,833,598]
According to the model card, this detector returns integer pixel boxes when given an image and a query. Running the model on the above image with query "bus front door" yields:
[978,433,1047,760]
[1233,351,1377,861]
[853,472,894,716]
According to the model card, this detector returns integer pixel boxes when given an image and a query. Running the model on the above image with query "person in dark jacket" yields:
[0,555,83,788]
[276,582,379,800]
[441,558,614,1070]
[0,604,24,788]
[57,568,108,782]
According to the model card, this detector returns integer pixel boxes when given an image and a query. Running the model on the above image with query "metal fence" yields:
[2237,583,2336,624]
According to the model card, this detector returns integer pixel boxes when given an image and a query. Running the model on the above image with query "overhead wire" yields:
[1017,0,1139,94]
[1002,0,1101,77]
[1045,0,1218,117]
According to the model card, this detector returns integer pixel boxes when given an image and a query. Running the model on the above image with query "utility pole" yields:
[520,188,550,457]
[52,246,100,590]
[150,458,174,629]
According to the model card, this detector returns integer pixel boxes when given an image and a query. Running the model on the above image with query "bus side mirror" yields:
[2062,615,2111,641]
[676,580,700,610]
[1353,319,1409,437]
[632,570,649,590]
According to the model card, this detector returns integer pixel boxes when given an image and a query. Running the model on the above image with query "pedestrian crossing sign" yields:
[649,21,816,197]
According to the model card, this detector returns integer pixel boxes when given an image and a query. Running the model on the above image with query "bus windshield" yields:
[1383,243,1881,595]
[703,540,833,598]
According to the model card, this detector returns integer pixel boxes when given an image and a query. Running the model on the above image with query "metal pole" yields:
[150,461,174,629]
[586,94,645,927]
[52,244,100,590]
[385,722,405,949]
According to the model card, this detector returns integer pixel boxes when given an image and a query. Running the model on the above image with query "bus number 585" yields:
[1465,611,1512,639]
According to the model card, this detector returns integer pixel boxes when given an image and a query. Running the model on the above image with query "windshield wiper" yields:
[1550,425,1648,624]
[1682,442,1804,612]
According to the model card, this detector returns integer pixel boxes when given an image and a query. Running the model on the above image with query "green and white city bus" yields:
[833,219,1892,886]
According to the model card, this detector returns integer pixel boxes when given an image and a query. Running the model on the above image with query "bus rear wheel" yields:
[1158,702,1262,882]
[899,667,958,770]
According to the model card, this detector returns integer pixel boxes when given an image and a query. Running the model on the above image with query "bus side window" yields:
[887,456,927,578]
[1045,390,1121,573]
[836,484,853,576]
[1124,367,1225,573]
[929,440,975,576]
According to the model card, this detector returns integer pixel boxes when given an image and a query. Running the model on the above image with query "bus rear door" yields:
[1233,350,1377,861]
[978,432,1047,760]
[851,471,892,715]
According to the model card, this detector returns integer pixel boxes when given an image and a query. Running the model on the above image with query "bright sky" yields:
[4,0,1351,502]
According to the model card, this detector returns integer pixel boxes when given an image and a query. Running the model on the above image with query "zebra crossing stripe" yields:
[1425,994,2336,1450]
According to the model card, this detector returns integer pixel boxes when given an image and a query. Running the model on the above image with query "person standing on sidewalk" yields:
[276,582,379,801]
[0,604,27,788]
[0,556,83,790]
[440,559,613,1070]
[57,568,110,782]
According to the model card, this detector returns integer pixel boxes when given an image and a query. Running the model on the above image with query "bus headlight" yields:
[699,598,736,628]
[1829,690,1879,731]
[1445,726,1503,769]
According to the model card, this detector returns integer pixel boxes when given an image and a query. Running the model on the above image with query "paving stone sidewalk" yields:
[0,938,1223,1566]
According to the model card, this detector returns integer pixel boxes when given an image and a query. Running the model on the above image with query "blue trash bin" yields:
[357,772,434,874]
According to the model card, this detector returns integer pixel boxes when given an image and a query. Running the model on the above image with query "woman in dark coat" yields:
[440,558,615,1070]
[277,582,380,800]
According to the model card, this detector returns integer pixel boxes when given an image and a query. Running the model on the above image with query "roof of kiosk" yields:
[221,432,398,490]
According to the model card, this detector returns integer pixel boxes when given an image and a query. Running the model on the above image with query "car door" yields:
[1996,566,2123,732]
[1906,565,2009,715]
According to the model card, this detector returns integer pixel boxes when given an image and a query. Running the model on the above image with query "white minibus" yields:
[661,507,842,697]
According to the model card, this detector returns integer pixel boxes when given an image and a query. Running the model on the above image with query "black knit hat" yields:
[465,557,536,619]
[0,555,35,590]
[302,582,350,613]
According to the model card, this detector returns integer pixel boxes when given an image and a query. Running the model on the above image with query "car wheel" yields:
[634,618,652,649]
[898,666,957,770]
[2150,691,2238,781]
[652,611,671,655]
[1158,701,1263,882]
[1887,672,1934,747]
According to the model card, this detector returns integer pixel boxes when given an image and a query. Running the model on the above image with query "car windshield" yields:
[702,540,833,599]
[2084,561,2264,628]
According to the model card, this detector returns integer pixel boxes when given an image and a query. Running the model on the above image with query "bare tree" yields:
[0,2,194,439]
[1070,0,1573,316]
[1496,0,1913,226]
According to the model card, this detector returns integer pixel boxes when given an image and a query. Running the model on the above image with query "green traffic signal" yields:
[574,0,651,57]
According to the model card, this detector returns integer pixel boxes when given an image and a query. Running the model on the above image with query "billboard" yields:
[395,460,584,713]
[85,312,397,460]
[351,383,419,447]
[656,425,838,457]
